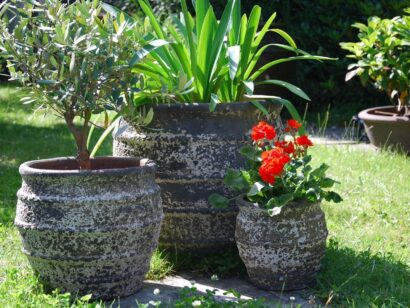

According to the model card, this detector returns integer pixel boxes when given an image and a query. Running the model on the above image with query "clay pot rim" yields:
[19,156,156,176]
[358,106,410,122]
[143,101,282,113]
[235,195,318,211]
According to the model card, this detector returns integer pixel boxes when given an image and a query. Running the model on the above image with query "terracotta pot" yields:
[113,101,282,253]
[235,197,328,291]
[15,157,163,299]
[359,106,410,153]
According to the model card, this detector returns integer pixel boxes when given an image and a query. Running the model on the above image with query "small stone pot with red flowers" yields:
[209,120,342,291]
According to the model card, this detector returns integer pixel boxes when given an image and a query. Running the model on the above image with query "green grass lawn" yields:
[1,85,409,307]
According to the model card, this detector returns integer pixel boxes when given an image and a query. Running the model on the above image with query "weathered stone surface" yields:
[114,102,282,253]
[15,157,163,300]
[111,274,318,307]
[235,197,328,291]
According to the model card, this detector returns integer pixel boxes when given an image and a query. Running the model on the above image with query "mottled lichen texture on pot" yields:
[15,157,163,299]
[235,197,328,291]
[114,102,282,253]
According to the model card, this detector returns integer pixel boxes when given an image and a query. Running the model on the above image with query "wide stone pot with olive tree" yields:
[113,0,329,253]
[341,12,410,153]
[0,0,165,299]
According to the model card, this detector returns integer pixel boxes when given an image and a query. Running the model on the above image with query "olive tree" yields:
[0,0,165,168]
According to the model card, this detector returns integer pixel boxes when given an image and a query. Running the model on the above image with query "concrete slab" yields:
[109,274,318,307]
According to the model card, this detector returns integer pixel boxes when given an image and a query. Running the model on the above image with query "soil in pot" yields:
[113,102,282,253]
[235,197,328,291]
[359,106,410,153]
[15,157,163,299]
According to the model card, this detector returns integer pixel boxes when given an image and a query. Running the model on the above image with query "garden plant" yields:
[341,9,410,151]
[111,0,334,253]
[0,0,164,169]
[209,120,342,289]
[0,0,164,299]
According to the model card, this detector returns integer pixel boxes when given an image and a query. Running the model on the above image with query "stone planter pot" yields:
[15,157,163,299]
[113,102,282,253]
[359,106,410,153]
[235,197,328,291]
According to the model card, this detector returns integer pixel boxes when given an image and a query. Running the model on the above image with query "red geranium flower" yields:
[259,148,291,184]
[251,121,276,142]
[296,135,313,147]
[275,141,295,155]
[261,148,291,165]
[285,119,302,132]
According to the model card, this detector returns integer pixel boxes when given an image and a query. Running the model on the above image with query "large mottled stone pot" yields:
[235,197,328,291]
[113,102,282,253]
[15,157,163,299]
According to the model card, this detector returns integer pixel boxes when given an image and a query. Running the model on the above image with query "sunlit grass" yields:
[1,85,409,306]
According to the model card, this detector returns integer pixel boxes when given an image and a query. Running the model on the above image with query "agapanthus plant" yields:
[209,120,342,216]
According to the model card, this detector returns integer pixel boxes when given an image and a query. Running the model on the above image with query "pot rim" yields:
[358,106,410,122]
[235,195,317,210]
[143,100,283,112]
[19,156,156,176]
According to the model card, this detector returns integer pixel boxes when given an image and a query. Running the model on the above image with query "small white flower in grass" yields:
[211,274,219,281]
[289,296,296,301]
[192,300,202,307]
[153,288,160,295]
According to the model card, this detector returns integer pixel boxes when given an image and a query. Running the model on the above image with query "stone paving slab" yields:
[110,274,318,307]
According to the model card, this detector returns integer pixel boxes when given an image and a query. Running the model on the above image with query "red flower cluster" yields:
[274,140,295,155]
[296,135,313,147]
[251,121,276,142]
[259,148,290,184]
[285,119,302,132]
[250,119,314,185]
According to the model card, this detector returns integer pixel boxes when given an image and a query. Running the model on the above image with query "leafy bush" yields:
[341,11,410,116]
[0,0,160,168]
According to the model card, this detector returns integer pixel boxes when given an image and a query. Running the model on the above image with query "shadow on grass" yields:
[315,239,410,307]
[0,120,112,224]
[158,245,247,279]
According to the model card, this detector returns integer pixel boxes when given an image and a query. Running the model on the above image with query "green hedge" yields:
[274,0,410,118]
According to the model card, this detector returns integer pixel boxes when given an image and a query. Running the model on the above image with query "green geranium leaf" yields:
[320,177,338,188]
[310,163,329,178]
[224,168,249,191]
[266,193,294,208]
[247,182,265,197]
[239,144,259,161]
[325,191,343,203]
[306,187,320,202]
[208,193,230,209]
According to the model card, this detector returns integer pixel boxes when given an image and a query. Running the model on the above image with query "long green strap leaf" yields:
[181,0,198,95]
[245,95,306,134]
[250,55,335,80]
[255,79,311,101]
[239,5,261,77]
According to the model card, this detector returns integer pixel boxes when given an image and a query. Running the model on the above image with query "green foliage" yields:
[0,0,158,165]
[1,95,410,306]
[128,0,329,115]
[341,11,410,114]
[209,122,342,214]
[171,286,273,307]
[276,0,410,121]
